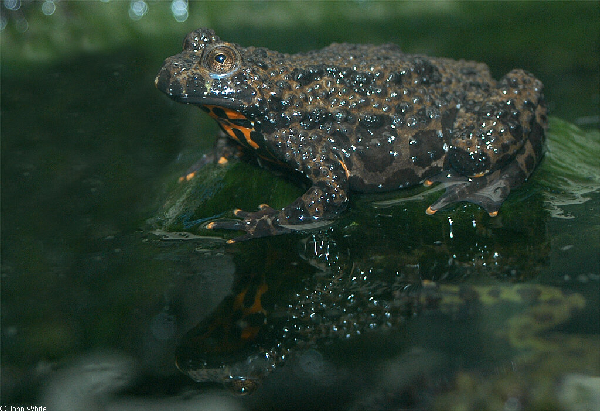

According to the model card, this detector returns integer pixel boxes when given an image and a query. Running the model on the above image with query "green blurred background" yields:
[3,1,599,124]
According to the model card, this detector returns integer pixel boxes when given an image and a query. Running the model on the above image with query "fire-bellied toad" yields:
[156,28,547,242]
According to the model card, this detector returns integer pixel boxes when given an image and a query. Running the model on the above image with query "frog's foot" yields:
[208,171,348,242]
[179,133,243,182]
[425,160,527,216]
[178,154,219,182]
[207,205,291,243]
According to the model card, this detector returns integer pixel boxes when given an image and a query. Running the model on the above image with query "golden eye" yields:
[202,45,240,77]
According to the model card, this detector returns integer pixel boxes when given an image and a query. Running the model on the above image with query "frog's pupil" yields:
[215,53,226,64]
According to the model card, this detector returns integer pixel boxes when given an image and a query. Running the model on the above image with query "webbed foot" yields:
[206,161,349,242]
[207,204,291,243]
[425,160,528,217]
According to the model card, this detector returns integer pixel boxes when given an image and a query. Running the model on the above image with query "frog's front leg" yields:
[179,131,243,182]
[208,159,350,242]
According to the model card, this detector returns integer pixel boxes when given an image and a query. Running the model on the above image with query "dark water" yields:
[2,2,599,410]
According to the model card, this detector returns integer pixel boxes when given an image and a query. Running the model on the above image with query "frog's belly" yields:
[346,153,448,192]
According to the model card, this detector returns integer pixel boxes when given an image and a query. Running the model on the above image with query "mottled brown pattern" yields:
[156,28,547,240]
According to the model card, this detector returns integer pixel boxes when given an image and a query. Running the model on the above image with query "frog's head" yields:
[155,28,260,113]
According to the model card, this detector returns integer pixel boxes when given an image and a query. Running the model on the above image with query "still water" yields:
[2,2,599,410]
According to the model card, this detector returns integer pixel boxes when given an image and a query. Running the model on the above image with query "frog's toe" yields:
[207,206,291,242]
[206,220,248,232]
[178,134,244,182]
[178,154,215,182]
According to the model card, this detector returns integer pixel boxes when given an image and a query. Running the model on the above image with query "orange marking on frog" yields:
[204,105,260,149]
[338,159,350,179]
[219,123,243,145]
[220,107,247,120]
[236,125,260,149]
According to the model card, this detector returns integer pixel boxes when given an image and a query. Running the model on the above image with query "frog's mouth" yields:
[155,65,249,112]
[177,95,246,112]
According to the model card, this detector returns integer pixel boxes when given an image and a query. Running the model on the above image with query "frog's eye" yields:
[202,45,240,78]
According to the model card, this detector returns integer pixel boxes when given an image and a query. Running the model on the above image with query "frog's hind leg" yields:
[427,70,547,216]
[426,117,545,216]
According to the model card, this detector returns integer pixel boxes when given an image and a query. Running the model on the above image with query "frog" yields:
[156,28,547,242]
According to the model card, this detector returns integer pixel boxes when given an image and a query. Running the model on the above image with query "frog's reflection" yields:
[175,271,276,395]
[175,246,434,395]
[175,199,553,394]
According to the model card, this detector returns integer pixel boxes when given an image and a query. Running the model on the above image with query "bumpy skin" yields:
[156,28,547,241]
